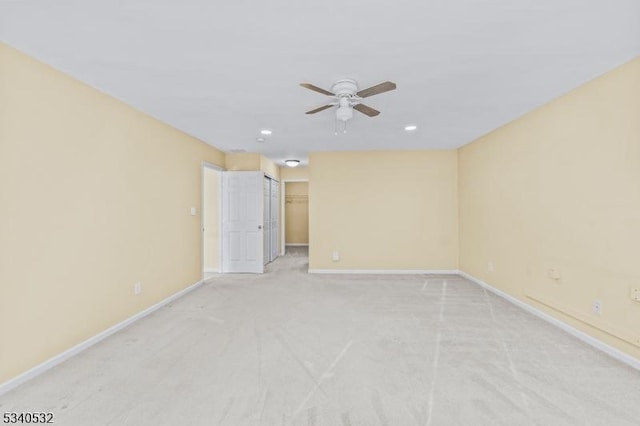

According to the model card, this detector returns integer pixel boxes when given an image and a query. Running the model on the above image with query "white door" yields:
[270,179,279,261]
[263,177,271,265]
[221,171,264,273]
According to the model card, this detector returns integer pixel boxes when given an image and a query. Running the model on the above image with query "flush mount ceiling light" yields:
[260,129,273,135]
[285,160,300,168]
[404,124,417,131]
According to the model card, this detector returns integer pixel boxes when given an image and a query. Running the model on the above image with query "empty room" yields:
[1,1,639,425]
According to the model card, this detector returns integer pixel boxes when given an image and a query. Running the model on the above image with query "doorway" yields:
[202,163,223,279]
[283,181,309,253]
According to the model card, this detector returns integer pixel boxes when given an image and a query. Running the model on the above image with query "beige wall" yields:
[285,182,309,244]
[0,43,225,383]
[459,57,640,359]
[225,152,280,181]
[203,168,220,272]
[260,155,281,181]
[225,152,261,171]
[280,166,308,181]
[309,151,458,270]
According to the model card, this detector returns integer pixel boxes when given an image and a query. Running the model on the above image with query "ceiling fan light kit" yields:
[336,98,354,122]
[300,79,396,130]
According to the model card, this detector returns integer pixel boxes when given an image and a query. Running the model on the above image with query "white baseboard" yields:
[0,278,206,396]
[286,243,309,247]
[458,270,640,371]
[308,269,459,275]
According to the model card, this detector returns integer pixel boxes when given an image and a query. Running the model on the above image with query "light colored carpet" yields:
[2,247,639,425]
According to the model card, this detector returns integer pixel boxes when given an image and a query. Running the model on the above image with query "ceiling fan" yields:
[300,79,396,124]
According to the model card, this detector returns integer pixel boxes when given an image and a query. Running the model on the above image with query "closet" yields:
[284,182,309,246]
[263,176,279,265]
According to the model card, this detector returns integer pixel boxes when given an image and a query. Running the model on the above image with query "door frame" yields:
[280,179,309,256]
[263,175,281,264]
[201,161,224,280]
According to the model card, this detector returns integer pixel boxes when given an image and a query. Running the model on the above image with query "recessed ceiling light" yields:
[285,160,300,168]
[260,129,272,135]
[404,125,417,131]
[256,137,265,143]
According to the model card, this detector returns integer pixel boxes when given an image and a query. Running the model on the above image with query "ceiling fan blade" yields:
[357,81,396,98]
[300,83,334,96]
[353,103,380,117]
[305,104,334,114]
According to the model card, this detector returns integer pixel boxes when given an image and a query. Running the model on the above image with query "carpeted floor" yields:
[2,247,639,425]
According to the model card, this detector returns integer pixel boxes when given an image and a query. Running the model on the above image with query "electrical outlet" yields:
[592,300,602,315]
[487,262,494,272]
[134,282,142,295]
[332,251,340,262]
[631,288,640,302]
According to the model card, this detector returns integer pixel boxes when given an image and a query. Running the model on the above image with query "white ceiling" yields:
[2,1,639,166]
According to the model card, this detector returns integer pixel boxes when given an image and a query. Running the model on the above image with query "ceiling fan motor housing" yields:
[331,79,359,97]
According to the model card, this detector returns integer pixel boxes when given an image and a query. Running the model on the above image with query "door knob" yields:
[258,225,262,229]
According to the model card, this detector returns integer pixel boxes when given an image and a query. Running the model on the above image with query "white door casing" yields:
[222,171,264,273]
[263,177,271,265]
[270,179,279,261]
